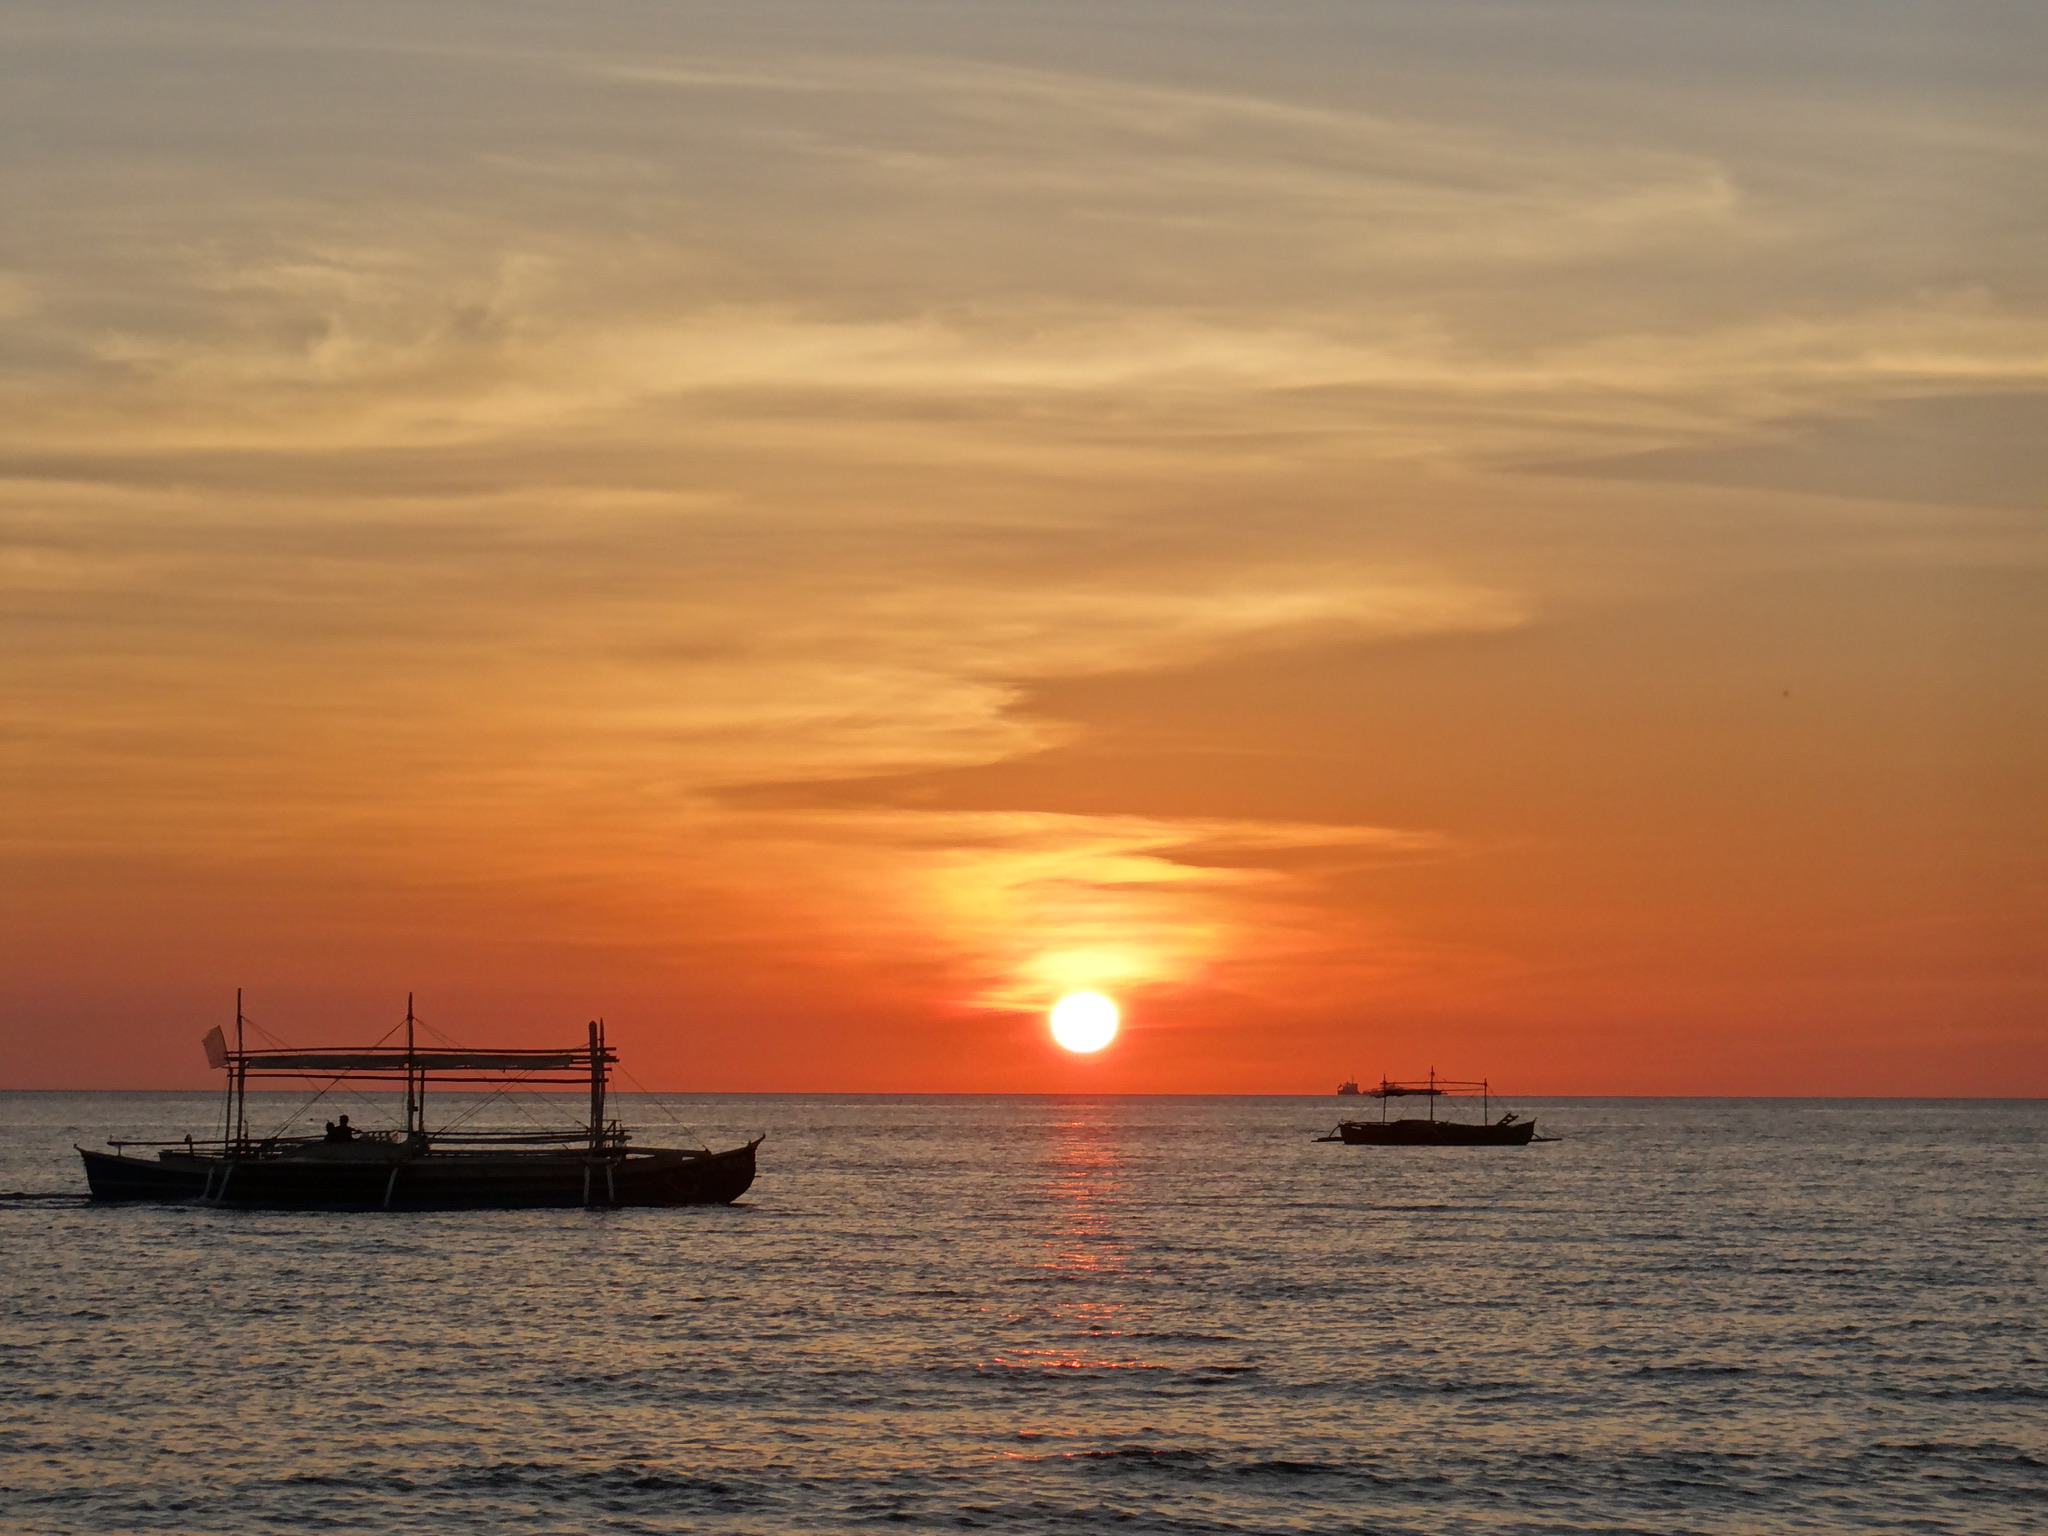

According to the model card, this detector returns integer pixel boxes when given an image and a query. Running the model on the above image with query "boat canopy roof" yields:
[1369,1076,1492,1098]
[201,1024,608,1082]
[240,1048,583,1071]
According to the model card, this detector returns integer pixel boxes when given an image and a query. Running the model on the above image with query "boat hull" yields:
[1333,1118,1536,1146]
[78,1139,760,1210]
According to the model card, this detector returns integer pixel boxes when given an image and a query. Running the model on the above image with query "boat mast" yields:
[587,1019,606,1153]
[404,993,419,1137]
[220,989,239,1147]
[234,988,248,1149]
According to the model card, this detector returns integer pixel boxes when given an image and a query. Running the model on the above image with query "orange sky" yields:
[2,2,2042,1093]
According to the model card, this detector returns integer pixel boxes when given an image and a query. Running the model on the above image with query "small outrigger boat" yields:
[77,997,760,1209]
[1317,1071,1536,1147]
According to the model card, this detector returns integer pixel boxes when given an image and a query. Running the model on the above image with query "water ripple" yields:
[0,1093,2041,1535]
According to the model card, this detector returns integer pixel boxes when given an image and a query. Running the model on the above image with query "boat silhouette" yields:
[77,996,759,1209]
[1316,1070,1537,1146]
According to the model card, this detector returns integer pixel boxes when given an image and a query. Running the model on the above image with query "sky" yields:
[2,0,2043,1093]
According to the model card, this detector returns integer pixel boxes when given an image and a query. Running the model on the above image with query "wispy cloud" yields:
[664,805,1452,1010]
[5,40,2041,469]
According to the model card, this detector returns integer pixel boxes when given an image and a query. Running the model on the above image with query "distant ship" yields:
[1317,1070,1537,1146]
[77,997,760,1209]
[1336,1078,1361,1095]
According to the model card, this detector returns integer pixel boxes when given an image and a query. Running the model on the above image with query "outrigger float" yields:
[77,996,760,1209]
[1317,1071,1539,1146]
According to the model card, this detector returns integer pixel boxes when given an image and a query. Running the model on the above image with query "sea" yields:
[1,1093,2041,1535]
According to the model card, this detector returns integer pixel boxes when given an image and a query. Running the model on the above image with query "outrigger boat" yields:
[77,997,760,1209]
[1316,1070,1536,1146]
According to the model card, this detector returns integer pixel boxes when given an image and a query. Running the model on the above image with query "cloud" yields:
[675,804,1453,1009]
[3,6,2041,1041]
[5,35,2041,471]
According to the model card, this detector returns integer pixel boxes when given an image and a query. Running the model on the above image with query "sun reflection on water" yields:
[982,1114,1162,1375]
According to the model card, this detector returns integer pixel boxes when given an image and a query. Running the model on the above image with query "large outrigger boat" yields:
[1317,1071,1537,1146]
[77,997,760,1209]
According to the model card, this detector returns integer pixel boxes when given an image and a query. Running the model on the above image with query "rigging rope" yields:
[244,1006,412,1142]
[614,1059,709,1151]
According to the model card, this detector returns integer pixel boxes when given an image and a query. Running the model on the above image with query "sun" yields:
[1048,992,1120,1053]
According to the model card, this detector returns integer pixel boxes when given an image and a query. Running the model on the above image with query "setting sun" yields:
[1048,992,1120,1053]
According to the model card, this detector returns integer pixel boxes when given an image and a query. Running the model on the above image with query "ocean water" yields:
[0,1093,2040,1535]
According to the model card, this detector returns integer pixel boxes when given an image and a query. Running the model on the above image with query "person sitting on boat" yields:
[323,1115,356,1143]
